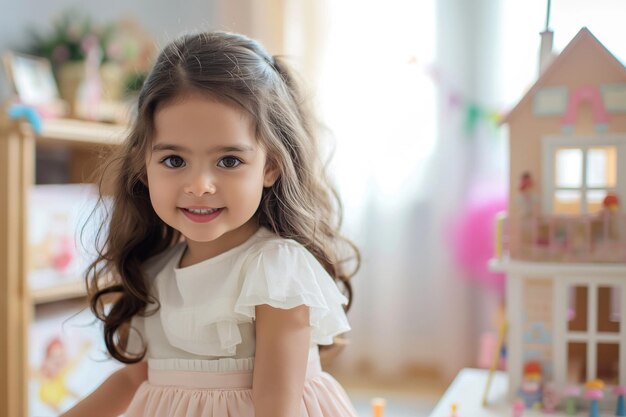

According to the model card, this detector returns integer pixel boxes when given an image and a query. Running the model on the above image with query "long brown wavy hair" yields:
[87,31,360,363]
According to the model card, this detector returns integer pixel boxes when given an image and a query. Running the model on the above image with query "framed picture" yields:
[2,51,60,106]
[29,299,123,416]
[28,184,106,292]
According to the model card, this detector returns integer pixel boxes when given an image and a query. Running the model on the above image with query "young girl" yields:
[60,31,360,417]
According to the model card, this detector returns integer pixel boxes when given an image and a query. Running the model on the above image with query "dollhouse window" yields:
[611,286,622,322]
[555,148,583,187]
[567,342,587,384]
[597,343,619,385]
[567,285,588,332]
[598,286,621,332]
[568,285,621,331]
[587,147,617,187]
[552,145,617,214]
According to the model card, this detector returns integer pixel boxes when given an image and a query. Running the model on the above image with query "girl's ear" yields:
[263,161,280,187]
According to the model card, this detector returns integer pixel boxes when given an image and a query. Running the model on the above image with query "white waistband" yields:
[148,358,323,389]
[148,356,254,373]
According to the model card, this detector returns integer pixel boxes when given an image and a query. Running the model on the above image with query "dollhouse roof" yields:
[502,27,626,123]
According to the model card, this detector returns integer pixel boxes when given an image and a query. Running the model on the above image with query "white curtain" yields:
[309,0,510,379]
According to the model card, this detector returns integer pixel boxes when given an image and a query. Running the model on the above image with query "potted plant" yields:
[28,10,115,114]
[26,10,155,117]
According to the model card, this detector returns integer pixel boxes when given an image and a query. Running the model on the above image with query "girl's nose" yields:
[184,171,216,196]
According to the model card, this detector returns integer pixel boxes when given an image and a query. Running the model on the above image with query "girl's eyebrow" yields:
[151,143,255,153]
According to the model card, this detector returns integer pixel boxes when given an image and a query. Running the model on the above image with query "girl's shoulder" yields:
[245,228,313,264]
[235,228,351,345]
[243,227,331,279]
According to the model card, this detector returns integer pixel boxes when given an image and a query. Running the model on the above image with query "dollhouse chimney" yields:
[539,29,555,74]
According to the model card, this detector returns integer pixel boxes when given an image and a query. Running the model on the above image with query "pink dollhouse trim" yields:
[561,86,610,127]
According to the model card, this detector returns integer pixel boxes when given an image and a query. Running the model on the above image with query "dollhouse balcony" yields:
[517,211,626,263]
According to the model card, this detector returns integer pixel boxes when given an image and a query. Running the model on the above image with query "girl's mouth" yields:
[180,207,223,223]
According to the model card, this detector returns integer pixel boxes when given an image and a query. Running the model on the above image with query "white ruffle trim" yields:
[234,242,351,346]
[158,238,351,357]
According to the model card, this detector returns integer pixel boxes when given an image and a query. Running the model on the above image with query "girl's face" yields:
[146,94,277,257]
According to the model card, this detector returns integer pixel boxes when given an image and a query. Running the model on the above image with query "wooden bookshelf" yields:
[0,115,125,417]
[31,281,88,304]
[26,117,127,146]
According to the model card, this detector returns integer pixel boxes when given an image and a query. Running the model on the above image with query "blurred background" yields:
[2,1,626,416]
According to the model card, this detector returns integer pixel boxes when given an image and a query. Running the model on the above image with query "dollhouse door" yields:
[554,277,626,388]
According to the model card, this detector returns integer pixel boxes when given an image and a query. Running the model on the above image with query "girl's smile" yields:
[180,207,224,223]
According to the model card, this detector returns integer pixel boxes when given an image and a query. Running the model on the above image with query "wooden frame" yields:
[2,52,60,106]
[0,112,31,417]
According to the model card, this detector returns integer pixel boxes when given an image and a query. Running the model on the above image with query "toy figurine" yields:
[613,385,626,417]
[516,171,541,251]
[517,171,539,218]
[519,362,543,409]
[563,385,581,415]
[584,380,604,417]
[512,399,525,417]
[601,193,620,241]
[450,402,458,417]
[371,397,386,417]
[542,382,560,413]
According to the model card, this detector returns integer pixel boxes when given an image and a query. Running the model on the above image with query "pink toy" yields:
[584,380,604,417]
[512,399,524,417]
[449,196,507,294]
[542,382,560,413]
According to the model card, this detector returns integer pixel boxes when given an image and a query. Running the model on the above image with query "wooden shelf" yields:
[30,281,87,305]
[22,118,127,146]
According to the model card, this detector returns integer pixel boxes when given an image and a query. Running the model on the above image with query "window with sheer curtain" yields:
[275,0,626,379]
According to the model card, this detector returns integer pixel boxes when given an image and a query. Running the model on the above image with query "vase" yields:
[99,62,125,101]
[56,61,85,117]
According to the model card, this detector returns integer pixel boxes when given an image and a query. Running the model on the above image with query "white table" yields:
[428,368,612,417]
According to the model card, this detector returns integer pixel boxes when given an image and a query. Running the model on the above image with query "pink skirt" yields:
[124,359,358,417]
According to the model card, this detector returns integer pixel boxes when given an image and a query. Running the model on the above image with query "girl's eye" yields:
[218,156,242,169]
[161,155,186,168]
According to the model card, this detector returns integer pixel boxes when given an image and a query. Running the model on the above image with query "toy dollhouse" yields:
[495,26,626,410]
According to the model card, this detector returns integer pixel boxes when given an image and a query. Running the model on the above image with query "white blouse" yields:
[127,227,350,372]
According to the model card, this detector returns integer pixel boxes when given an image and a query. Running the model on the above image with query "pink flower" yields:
[106,41,122,61]
[52,45,69,63]
[81,33,99,53]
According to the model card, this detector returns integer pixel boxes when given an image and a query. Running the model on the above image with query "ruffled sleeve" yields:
[234,242,351,345]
